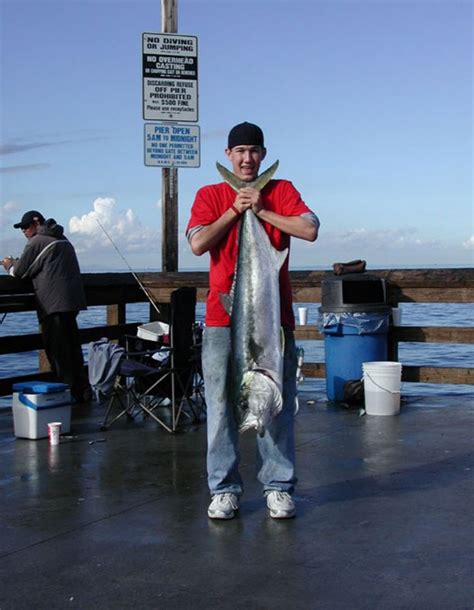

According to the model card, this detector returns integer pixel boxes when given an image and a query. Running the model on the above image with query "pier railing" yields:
[0,268,472,395]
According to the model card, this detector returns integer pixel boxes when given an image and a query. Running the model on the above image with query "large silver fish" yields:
[217,160,288,434]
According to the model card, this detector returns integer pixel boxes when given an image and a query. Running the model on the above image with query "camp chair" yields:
[97,344,169,431]
[98,287,203,432]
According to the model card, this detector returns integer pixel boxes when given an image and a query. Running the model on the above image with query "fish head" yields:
[238,370,283,434]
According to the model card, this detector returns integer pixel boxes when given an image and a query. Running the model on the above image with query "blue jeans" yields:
[202,326,298,497]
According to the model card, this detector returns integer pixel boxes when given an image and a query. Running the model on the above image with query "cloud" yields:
[69,197,161,267]
[0,142,59,155]
[323,227,440,250]
[289,226,449,268]
[0,201,20,228]
[65,204,473,271]
[0,163,51,173]
[2,201,18,214]
[462,236,474,250]
[0,135,107,157]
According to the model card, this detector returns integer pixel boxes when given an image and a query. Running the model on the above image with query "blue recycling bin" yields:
[319,275,391,402]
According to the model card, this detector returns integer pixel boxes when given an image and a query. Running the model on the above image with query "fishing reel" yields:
[296,346,305,385]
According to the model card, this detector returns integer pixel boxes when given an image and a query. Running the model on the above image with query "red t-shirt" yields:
[187,179,313,329]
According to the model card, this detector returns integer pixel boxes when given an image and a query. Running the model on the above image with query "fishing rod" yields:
[95,218,161,316]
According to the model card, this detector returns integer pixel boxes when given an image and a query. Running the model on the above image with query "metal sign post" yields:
[141,0,200,272]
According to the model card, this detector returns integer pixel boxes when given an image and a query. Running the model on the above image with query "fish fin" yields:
[219,292,233,316]
[216,160,279,193]
[249,160,279,191]
[216,162,242,192]
[272,247,288,271]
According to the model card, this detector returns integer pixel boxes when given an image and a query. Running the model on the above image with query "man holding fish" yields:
[187,122,319,519]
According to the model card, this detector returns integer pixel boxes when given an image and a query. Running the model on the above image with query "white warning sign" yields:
[142,33,198,122]
[144,123,200,168]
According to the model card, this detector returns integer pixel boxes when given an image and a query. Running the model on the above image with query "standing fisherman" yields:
[2,211,91,403]
[186,122,319,519]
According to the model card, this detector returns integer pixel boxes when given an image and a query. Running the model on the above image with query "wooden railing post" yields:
[387,301,399,362]
[387,328,399,362]
[107,303,126,344]
[39,350,51,373]
[38,321,51,372]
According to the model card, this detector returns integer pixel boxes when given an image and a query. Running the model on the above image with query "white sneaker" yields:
[266,491,296,519]
[208,493,239,520]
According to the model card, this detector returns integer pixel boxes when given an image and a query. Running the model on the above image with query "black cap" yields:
[227,122,264,149]
[13,210,45,229]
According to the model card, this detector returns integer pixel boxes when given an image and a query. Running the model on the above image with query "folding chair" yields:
[98,287,204,432]
[98,346,170,431]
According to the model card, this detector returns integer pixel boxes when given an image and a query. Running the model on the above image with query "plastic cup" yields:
[47,422,62,446]
[392,307,402,326]
[298,307,308,325]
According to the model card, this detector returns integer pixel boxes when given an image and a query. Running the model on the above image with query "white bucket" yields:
[362,361,402,416]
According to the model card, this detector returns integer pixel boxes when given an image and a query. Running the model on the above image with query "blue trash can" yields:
[319,275,391,402]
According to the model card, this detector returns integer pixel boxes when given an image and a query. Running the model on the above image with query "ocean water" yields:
[0,302,472,409]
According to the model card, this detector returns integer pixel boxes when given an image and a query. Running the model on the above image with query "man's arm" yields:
[3,239,43,279]
[242,186,319,242]
[255,208,318,242]
[2,256,17,274]
[189,188,258,256]
[189,207,241,256]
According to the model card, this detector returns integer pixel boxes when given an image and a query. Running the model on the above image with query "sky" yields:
[1,0,472,272]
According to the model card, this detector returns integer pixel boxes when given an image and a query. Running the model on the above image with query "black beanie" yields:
[227,122,264,149]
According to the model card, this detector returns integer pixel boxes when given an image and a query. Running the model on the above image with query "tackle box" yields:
[137,321,169,342]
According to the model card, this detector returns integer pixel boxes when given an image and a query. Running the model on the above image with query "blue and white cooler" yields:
[12,381,72,439]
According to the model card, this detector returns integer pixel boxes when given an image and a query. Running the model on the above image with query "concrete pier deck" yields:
[1,386,473,609]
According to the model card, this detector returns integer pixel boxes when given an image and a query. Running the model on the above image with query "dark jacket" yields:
[13,219,87,319]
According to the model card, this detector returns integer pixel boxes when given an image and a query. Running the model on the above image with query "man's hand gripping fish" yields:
[217,160,288,435]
